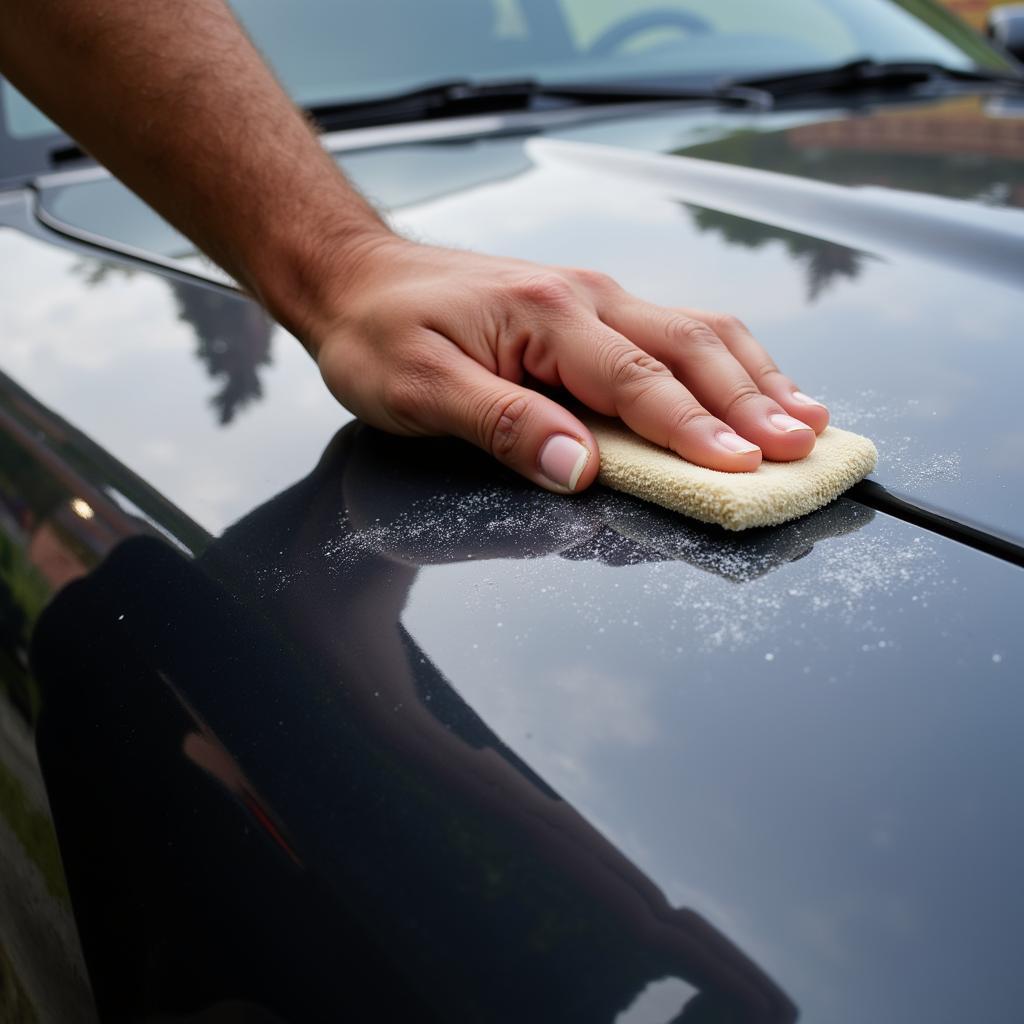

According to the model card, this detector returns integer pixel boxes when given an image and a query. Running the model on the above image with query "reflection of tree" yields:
[70,259,273,426]
[168,281,273,426]
[0,939,39,1024]
[687,204,866,302]
[0,573,27,655]
[0,551,43,725]
[70,261,138,288]
[804,238,863,303]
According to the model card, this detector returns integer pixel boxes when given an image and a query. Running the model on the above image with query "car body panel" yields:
[6,371,1022,1021]
[2,66,1024,1024]
[18,93,1024,546]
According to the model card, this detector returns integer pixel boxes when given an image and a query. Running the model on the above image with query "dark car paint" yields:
[28,95,1024,547]
[1,86,1023,1024]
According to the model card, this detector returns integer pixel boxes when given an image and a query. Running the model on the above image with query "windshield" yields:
[1,0,1012,143]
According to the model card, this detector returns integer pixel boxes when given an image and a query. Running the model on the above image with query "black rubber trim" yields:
[850,479,1024,569]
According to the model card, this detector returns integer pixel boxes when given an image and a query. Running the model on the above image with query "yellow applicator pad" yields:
[585,415,878,531]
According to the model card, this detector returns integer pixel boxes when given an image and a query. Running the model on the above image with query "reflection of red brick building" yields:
[1,391,171,596]
[26,521,89,593]
[941,0,1014,29]
[788,101,1024,206]
[789,106,1024,158]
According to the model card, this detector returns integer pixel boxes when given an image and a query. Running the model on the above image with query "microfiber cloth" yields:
[584,414,878,531]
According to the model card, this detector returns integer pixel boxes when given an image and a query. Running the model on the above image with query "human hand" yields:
[311,238,829,494]
[0,0,824,497]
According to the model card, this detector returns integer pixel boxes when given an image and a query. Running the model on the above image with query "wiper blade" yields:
[730,58,1024,99]
[307,77,771,130]
[520,79,771,108]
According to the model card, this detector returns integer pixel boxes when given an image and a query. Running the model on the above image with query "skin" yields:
[0,0,830,493]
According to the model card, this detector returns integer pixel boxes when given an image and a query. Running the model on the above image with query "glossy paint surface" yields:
[1,90,1023,1022]
[33,94,1024,545]
[23,422,1024,1023]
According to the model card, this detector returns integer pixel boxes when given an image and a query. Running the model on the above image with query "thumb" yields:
[435,351,598,494]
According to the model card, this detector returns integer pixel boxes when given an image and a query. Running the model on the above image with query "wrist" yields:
[248,207,401,352]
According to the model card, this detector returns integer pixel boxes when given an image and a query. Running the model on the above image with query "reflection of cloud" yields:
[416,649,662,797]
[616,977,698,1024]
[0,233,347,535]
[68,259,274,426]
[547,663,658,748]
[4,252,184,371]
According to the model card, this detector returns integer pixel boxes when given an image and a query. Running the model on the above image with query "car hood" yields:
[3,93,1024,1023]
[387,94,1023,549]
[32,93,1024,548]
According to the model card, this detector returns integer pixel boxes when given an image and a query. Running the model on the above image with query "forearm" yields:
[0,0,389,338]
[0,0,828,492]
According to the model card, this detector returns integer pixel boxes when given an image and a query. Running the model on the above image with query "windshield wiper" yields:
[46,77,768,167]
[729,58,1024,100]
[307,77,771,131]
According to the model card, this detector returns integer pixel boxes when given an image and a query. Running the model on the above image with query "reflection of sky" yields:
[402,510,1023,1024]
[0,230,350,533]
[2,112,1022,1021]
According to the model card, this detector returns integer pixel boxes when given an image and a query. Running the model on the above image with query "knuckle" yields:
[711,312,749,336]
[510,272,576,312]
[570,267,619,294]
[722,381,764,417]
[754,362,783,385]
[666,314,722,351]
[606,346,672,393]
[667,401,715,439]
[480,391,531,459]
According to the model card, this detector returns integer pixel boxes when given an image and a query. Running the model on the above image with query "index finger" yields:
[557,317,763,472]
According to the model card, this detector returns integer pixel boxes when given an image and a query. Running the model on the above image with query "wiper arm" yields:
[729,58,1024,100]
[307,77,771,131]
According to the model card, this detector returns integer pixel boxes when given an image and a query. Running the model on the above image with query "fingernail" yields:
[770,413,814,433]
[539,434,590,491]
[716,431,760,454]
[791,390,825,407]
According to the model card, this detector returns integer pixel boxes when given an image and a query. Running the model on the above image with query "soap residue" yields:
[251,474,945,659]
[821,389,962,491]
